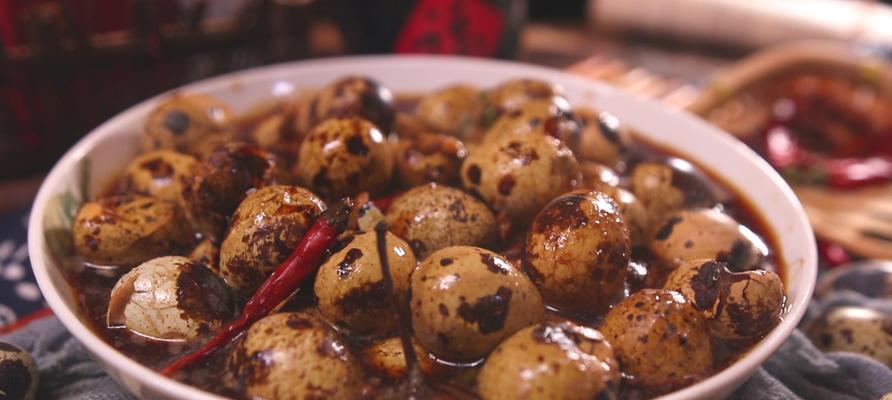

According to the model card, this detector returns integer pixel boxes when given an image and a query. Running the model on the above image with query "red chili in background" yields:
[763,124,892,189]
[161,198,354,377]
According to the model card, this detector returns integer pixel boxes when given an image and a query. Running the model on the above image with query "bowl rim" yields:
[28,54,817,400]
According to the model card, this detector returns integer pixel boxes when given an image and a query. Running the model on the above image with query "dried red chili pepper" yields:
[161,198,354,377]
[763,124,892,189]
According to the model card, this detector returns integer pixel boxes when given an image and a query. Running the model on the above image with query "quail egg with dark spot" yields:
[522,190,631,316]
[219,185,325,295]
[664,259,784,340]
[415,84,484,140]
[298,117,393,198]
[140,94,233,156]
[477,322,620,400]
[120,150,198,207]
[227,312,363,399]
[393,133,468,187]
[600,289,713,393]
[73,195,190,267]
[184,142,289,223]
[387,184,497,259]
[806,306,892,367]
[574,108,632,167]
[461,134,580,223]
[649,208,768,271]
[0,341,38,400]
[410,246,544,361]
[588,183,650,247]
[483,79,565,118]
[310,75,396,133]
[630,158,725,223]
[107,256,233,342]
[314,230,417,335]
[480,99,580,149]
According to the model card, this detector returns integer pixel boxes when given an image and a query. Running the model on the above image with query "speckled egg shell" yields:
[461,134,580,223]
[588,183,650,247]
[410,246,544,361]
[815,260,892,299]
[219,185,325,295]
[480,100,580,148]
[415,84,484,140]
[484,79,565,116]
[522,190,630,316]
[807,306,892,367]
[121,150,198,207]
[107,256,233,342]
[630,159,721,223]
[0,341,38,400]
[140,94,233,156]
[664,259,784,340]
[227,312,363,400]
[649,208,767,271]
[600,289,713,392]
[184,142,289,222]
[477,322,620,400]
[387,184,497,259]
[393,133,468,187]
[312,75,396,133]
[574,108,632,167]
[297,117,393,198]
[72,195,190,267]
[314,230,417,335]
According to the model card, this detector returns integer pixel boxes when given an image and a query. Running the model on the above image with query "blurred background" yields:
[3,0,892,329]
[3,0,892,204]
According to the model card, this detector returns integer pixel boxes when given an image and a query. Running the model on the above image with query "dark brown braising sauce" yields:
[64,94,785,399]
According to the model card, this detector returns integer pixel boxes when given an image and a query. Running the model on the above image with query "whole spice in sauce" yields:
[161,198,353,376]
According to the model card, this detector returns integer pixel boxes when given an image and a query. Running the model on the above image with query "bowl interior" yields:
[28,55,816,400]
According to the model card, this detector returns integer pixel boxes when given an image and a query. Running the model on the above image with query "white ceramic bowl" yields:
[28,55,816,400]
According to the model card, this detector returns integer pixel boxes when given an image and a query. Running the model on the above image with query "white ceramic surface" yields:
[28,55,817,400]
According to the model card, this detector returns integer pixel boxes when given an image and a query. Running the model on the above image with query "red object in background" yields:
[394,0,505,56]
[818,238,852,268]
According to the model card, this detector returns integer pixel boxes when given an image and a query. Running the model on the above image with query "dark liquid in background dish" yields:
[63,94,785,400]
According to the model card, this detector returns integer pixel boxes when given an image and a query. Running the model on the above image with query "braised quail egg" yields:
[393,133,468,187]
[480,100,580,148]
[664,259,784,340]
[0,341,38,400]
[649,208,768,271]
[227,312,363,399]
[461,134,580,222]
[314,230,417,334]
[219,185,325,295]
[522,190,630,316]
[107,256,233,342]
[574,109,632,167]
[121,150,197,207]
[806,306,892,367]
[311,75,396,132]
[415,84,484,140]
[410,246,543,361]
[477,322,620,400]
[387,184,497,259]
[140,94,233,156]
[298,117,393,198]
[600,289,713,392]
[73,195,190,267]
